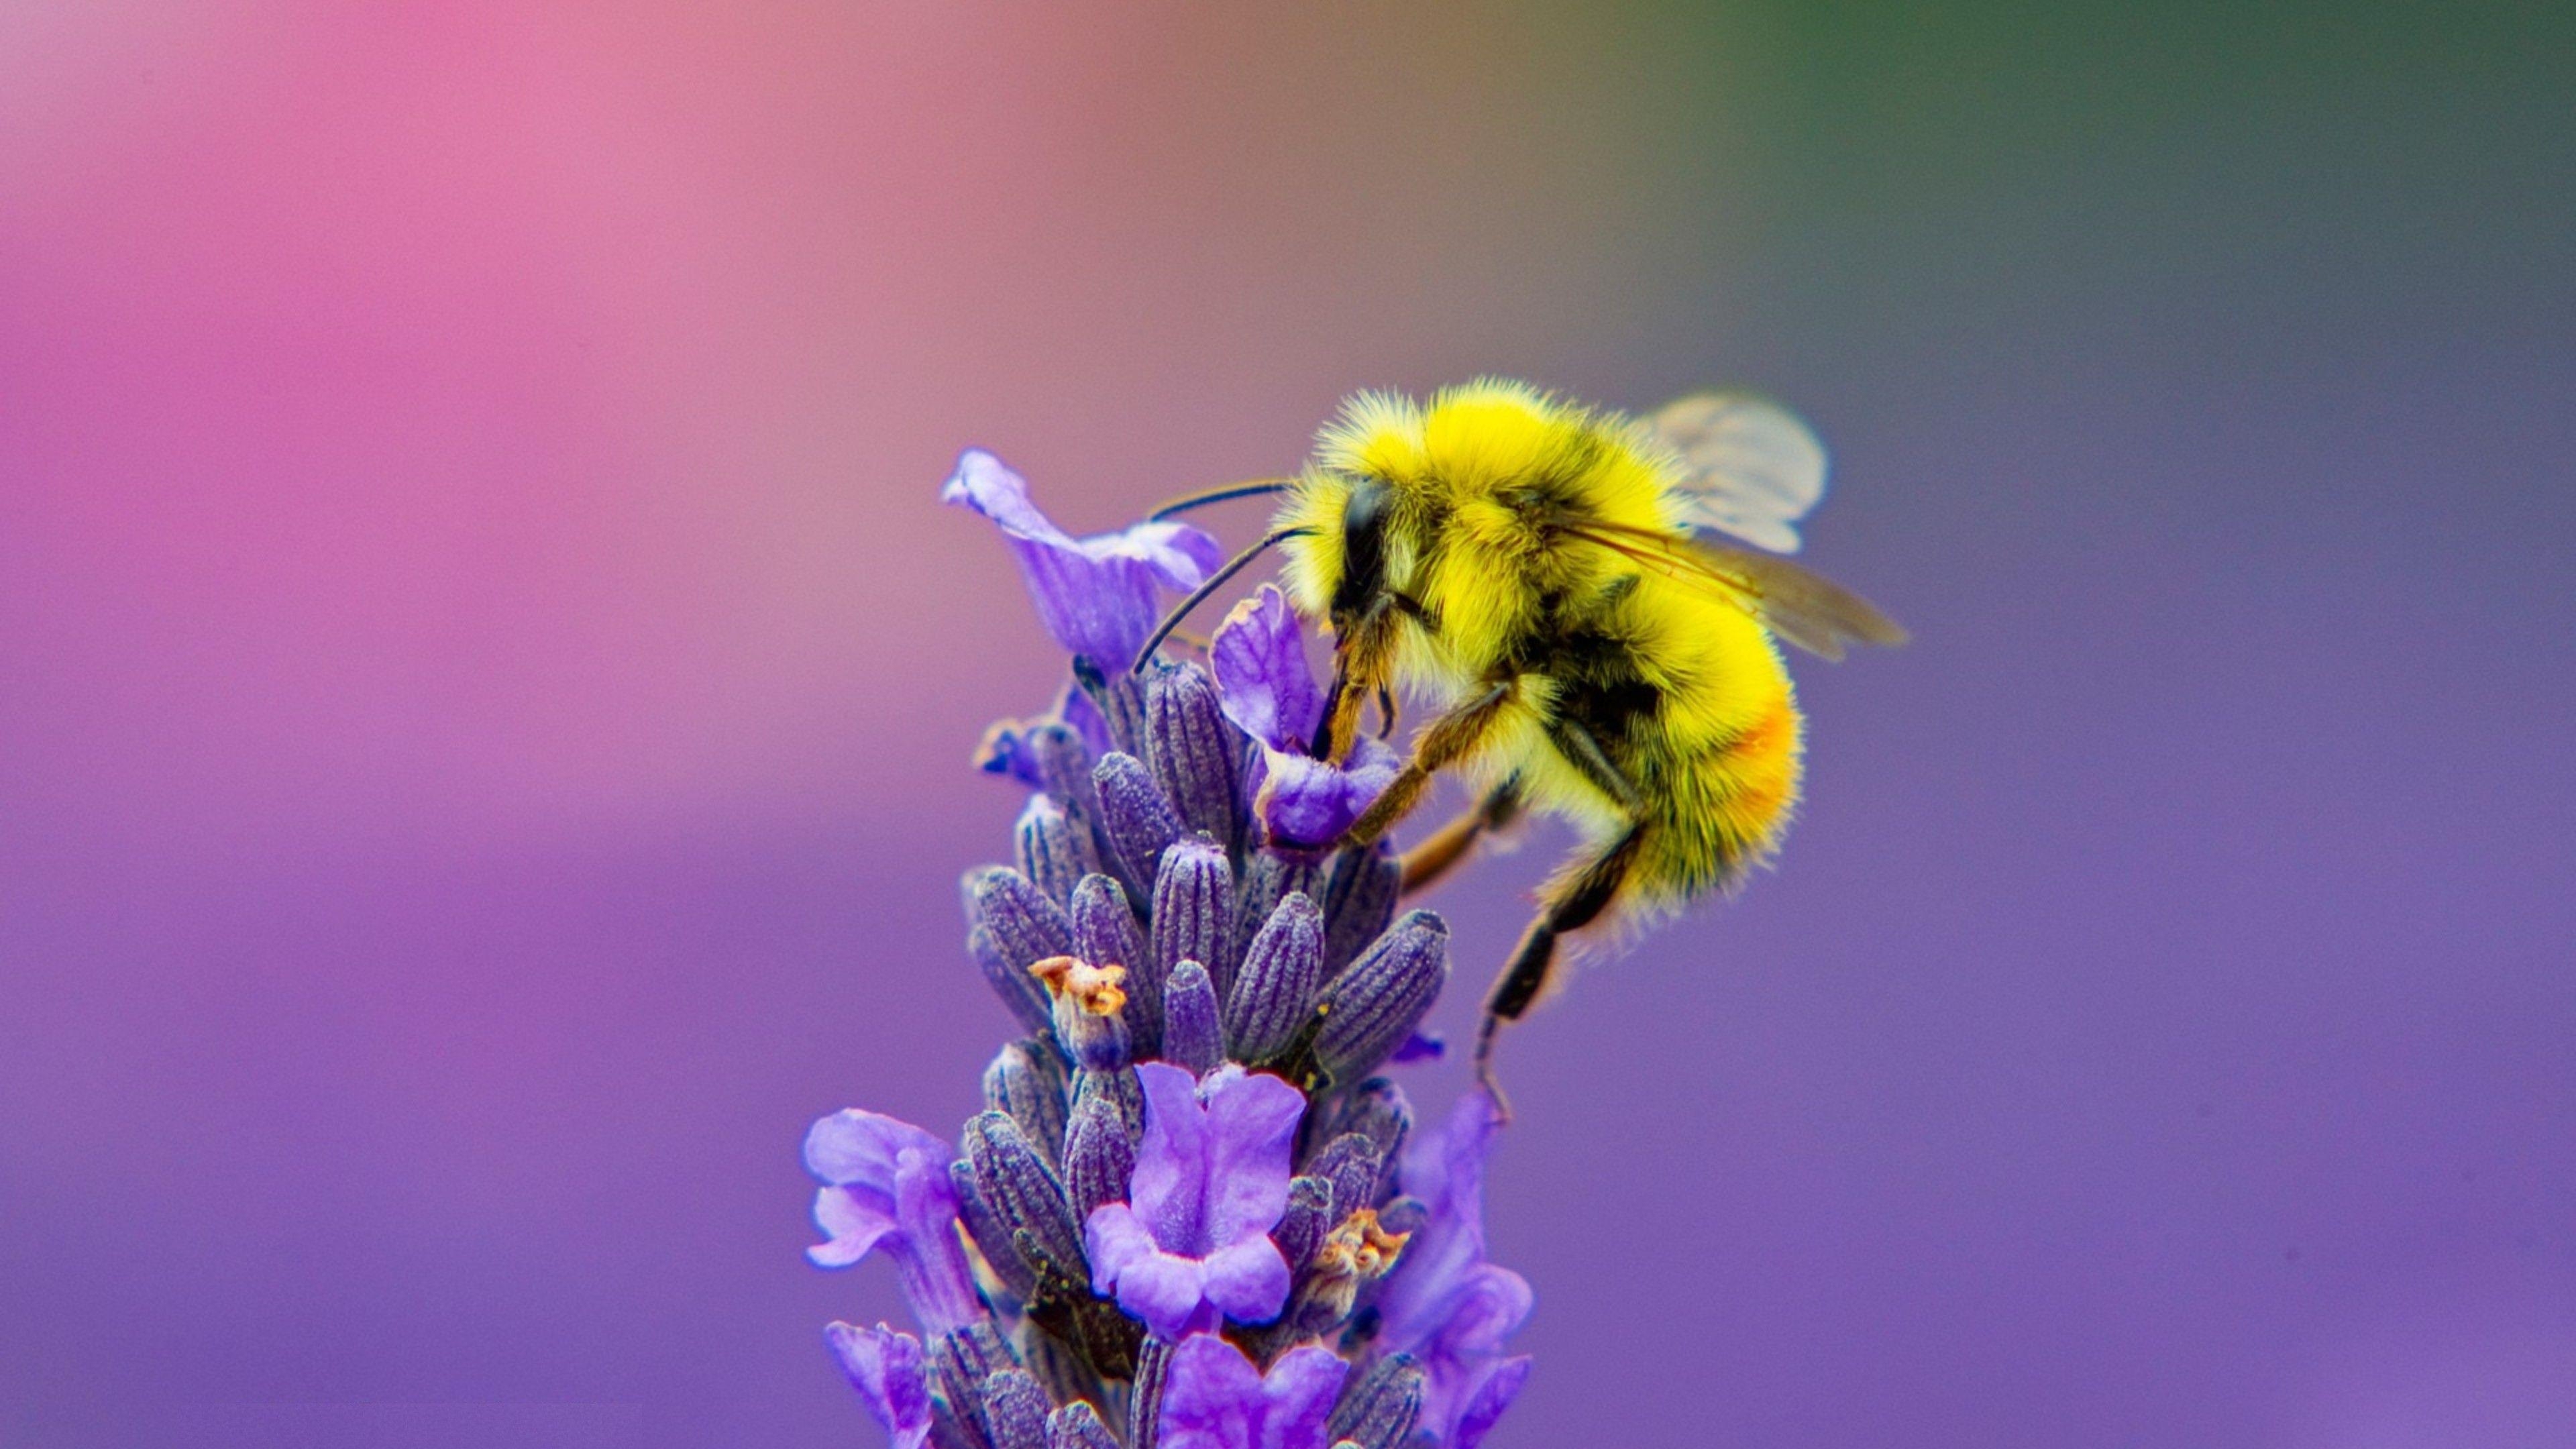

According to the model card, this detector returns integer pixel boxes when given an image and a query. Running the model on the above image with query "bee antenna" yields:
[1131,526,1313,674]
[1145,479,1293,521]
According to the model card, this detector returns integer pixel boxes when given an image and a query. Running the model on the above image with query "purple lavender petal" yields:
[824,1322,934,1449]
[806,1109,952,1191]
[1208,586,1326,752]
[808,1185,898,1270]
[804,1112,983,1332]
[941,449,1220,667]
[1259,1344,1354,1449]
[804,1103,983,1330]
[1081,1201,1156,1299]
[1447,1355,1533,1449]
[1128,1061,1210,1250]
[1084,1203,1218,1341]
[1391,1031,1446,1064]
[1254,735,1399,851]
[1196,1233,1291,1326]
[1373,1089,1503,1353]
[1156,1336,1350,1449]
[1197,1065,1304,1248]
[1157,1334,1267,1449]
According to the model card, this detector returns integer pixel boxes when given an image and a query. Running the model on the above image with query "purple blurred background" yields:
[3,4,2570,1446]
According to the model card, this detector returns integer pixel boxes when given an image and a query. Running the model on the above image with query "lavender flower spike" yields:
[1208,585,1399,850]
[943,448,1223,668]
[1370,1091,1534,1448]
[810,479,1535,1448]
[805,1110,985,1335]
[1156,1334,1350,1449]
[824,1322,935,1449]
[1083,1063,1303,1338]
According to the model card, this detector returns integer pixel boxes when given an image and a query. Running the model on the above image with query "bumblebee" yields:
[1141,380,1903,1096]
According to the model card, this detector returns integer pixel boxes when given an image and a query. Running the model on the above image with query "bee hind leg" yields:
[1475,819,1647,1116]
[1397,777,1523,896]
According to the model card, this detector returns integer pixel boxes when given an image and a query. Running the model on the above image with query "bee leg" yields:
[1475,716,1645,1113]
[1335,678,1515,851]
[1476,820,1647,1116]
[1397,777,1523,895]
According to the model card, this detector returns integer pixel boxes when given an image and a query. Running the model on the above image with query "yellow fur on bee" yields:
[1277,380,1804,928]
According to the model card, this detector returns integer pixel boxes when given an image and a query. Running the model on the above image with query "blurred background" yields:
[3,3,2570,1445]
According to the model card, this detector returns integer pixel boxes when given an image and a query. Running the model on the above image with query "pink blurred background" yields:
[5,3,2571,1446]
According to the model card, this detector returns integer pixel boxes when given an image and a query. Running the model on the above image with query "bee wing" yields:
[1644,391,1829,554]
[1569,522,1908,661]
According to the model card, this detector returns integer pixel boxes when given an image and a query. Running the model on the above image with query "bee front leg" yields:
[1334,678,1515,851]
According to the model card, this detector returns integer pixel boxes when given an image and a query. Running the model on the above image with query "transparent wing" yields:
[1568,522,1907,662]
[1644,391,1829,554]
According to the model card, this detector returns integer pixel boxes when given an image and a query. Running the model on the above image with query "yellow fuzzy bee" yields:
[1139,380,1904,1095]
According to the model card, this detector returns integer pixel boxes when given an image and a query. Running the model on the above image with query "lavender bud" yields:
[1271,1174,1334,1272]
[970,932,1051,1040]
[935,1401,990,1449]
[1305,1132,1385,1220]
[1326,1354,1426,1449]
[1234,851,1324,968]
[1071,655,1147,757]
[1061,1094,1135,1222]
[1375,1196,1428,1238]
[1092,752,1184,891]
[1158,961,1224,1076]
[1071,1065,1142,1144]
[981,1039,1069,1165]
[1226,892,1326,1064]
[1024,720,1102,822]
[980,1369,1051,1449]
[1130,1337,1171,1449]
[1143,661,1238,842]
[1020,1336,1105,1432]
[1045,1402,1120,1449]
[1071,874,1159,1055]
[1150,838,1234,1000]
[951,1161,1038,1300]
[966,867,1071,1033]
[931,1322,1018,1449]
[1314,912,1449,1085]
[1323,1078,1412,1177]
[1015,794,1102,907]
[964,1111,1085,1279]
[1320,843,1400,975]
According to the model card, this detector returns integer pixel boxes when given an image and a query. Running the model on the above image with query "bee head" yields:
[1326,474,1394,631]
